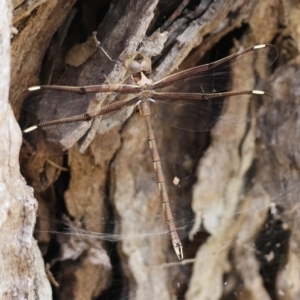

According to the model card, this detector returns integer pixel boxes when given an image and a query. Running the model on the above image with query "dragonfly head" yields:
[124,52,152,74]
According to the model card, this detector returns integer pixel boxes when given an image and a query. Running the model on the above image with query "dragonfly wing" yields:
[20,89,138,152]
[21,89,98,144]
[152,91,273,131]
[152,44,278,93]
[76,96,138,152]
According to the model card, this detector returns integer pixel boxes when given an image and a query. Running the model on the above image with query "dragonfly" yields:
[22,44,278,260]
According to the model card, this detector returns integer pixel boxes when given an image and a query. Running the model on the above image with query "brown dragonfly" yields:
[23,44,278,260]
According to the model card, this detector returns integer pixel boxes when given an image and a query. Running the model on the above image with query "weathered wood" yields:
[0,0,51,298]
[9,0,300,299]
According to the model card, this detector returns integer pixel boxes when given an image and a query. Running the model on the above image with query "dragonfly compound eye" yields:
[140,56,151,72]
[125,59,142,73]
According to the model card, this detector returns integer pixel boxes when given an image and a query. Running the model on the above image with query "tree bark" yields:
[8,0,300,299]
[0,0,51,299]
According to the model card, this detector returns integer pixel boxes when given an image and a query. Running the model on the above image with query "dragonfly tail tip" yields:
[173,243,184,260]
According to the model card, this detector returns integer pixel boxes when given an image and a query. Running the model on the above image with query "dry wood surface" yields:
[1,0,300,299]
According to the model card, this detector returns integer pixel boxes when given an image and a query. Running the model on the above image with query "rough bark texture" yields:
[0,0,51,299]
[8,0,300,299]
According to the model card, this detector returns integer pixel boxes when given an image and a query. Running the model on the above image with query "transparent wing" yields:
[152,44,278,93]
[152,91,272,131]
[20,89,138,152]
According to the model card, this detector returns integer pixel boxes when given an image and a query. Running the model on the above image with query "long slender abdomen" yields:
[139,101,183,260]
